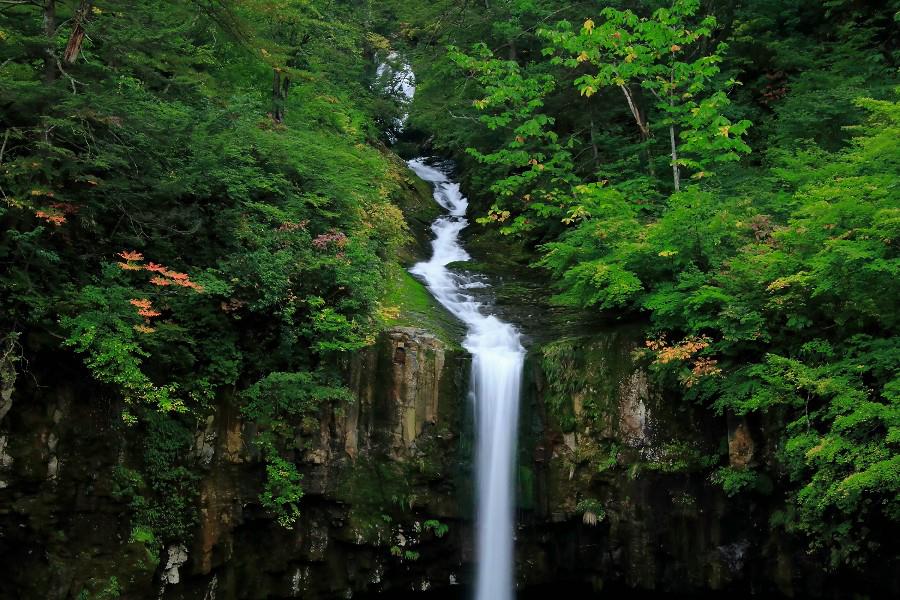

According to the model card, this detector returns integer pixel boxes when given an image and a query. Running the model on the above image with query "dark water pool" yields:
[356,582,754,599]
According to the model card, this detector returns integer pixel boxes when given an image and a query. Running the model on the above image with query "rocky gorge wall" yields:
[1,319,893,598]
[515,328,797,597]
[0,327,471,599]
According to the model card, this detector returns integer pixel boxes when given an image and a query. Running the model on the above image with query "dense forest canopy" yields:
[1,0,415,537]
[0,0,898,596]
[386,0,899,570]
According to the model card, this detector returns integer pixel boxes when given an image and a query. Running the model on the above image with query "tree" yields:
[541,0,751,190]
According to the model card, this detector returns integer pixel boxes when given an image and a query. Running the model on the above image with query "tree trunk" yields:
[619,84,650,140]
[272,69,290,123]
[64,0,94,64]
[668,90,680,191]
[589,118,600,171]
[42,0,57,83]
[669,123,680,192]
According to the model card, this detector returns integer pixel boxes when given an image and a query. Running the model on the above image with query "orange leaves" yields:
[129,298,152,310]
[34,202,77,226]
[129,298,160,324]
[687,357,721,387]
[645,335,721,388]
[119,250,205,333]
[118,250,144,270]
[34,210,66,226]
[148,264,203,291]
[117,252,204,293]
[652,335,710,363]
[118,250,144,261]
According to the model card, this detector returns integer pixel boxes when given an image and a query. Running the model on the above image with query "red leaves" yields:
[118,250,144,261]
[34,202,77,226]
[278,220,309,232]
[312,230,348,250]
[34,210,66,226]
[129,298,152,310]
[119,251,205,332]
[117,252,204,293]
[129,298,161,324]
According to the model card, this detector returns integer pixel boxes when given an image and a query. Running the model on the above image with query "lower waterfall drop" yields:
[407,158,524,600]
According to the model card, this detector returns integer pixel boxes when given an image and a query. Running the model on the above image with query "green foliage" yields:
[0,0,422,548]
[422,519,449,538]
[242,371,352,424]
[711,466,765,497]
[109,415,199,544]
[76,576,121,600]
[394,0,899,570]
[542,0,752,185]
[257,433,305,528]
[240,371,350,527]
[575,498,607,524]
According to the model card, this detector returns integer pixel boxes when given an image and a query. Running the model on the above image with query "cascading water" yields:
[407,159,525,600]
[378,53,523,599]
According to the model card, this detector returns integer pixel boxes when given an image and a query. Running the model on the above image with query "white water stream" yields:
[378,53,523,599]
[407,159,524,600]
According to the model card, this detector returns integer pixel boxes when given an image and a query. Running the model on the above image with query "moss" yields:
[389,156,443,265]
[517,464,536,510]
[539,335,634,433]
[642,440,717,474]
[379,264,464,349]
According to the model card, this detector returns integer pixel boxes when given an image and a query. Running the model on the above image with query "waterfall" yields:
[378,53,523,598]
[408,159,524,600]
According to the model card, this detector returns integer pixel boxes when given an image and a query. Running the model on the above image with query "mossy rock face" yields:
[511,327,834,596]
[379,267,465,350]
[389,154,442,266]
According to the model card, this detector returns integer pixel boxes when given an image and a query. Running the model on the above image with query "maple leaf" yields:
[118,250,144,261]
[129,298,152,310]
[144,262,168,273]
